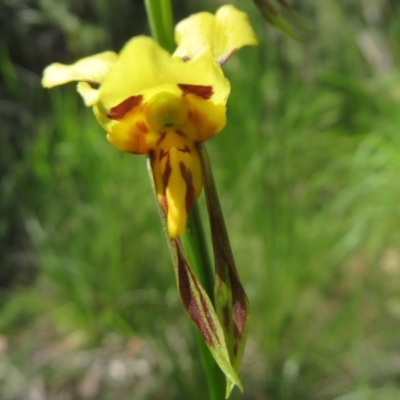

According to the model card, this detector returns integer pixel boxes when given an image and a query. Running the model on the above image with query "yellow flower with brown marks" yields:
[42,5,257,238]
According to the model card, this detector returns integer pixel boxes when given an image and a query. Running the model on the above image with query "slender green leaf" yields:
[198,143,249,398]
[253,0,311,41]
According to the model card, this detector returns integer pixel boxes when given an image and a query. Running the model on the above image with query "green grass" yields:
[2,0,400,399]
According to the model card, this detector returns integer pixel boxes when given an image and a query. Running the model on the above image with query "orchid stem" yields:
[182,202,226,400]
[181,203,214,299]
[144,0,175,53]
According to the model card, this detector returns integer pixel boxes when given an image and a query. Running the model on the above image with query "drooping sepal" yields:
[41,51,118,88]
[174,5,258,65]
[173,239,243,393]
[198,143,249,398]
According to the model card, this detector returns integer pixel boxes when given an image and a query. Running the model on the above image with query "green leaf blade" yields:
[199,143,250,398]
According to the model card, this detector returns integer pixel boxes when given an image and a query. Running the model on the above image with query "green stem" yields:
[144,2,225,398]
[181,203,214,299]
[182,203,226,400]
[160,0,175,49]
[144,0,175,52]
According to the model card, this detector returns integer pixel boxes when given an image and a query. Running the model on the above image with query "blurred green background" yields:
[2,0,400,399]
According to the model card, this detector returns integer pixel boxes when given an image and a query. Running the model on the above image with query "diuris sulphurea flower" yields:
[42,5,257,238]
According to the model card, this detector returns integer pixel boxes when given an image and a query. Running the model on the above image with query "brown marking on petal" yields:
[159,148,167,161]
[182,55,190,62]
[175,129,185,138]
[160,194,168,212]
[178,145,191,154]
[83,80,100,88]
[179,161,195,212]
[107,95,143,120]
[218,49,237,66]
[136,121,148,133]
[178,84,213,100]
[162,156,172,196]
[156,132,167,146]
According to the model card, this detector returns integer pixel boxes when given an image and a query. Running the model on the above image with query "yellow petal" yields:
[151,132,202,238]
[174,5,258,65]
[181,94,227,143]
[77,82,100,106]
[166,146,202,238]
[165,146,190,238]
[97,36,230,126]
[105,103,158,154]
[42,51,118,88]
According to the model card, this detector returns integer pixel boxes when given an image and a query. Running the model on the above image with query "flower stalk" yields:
[144,0,175,52]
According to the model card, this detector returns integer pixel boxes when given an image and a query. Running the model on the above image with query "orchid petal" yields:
[77,82,100,106]
[97,36,230,123]
[182,95,227,143]
[174,5,258,65]
[105,103,156,154]
[41,51,117,88]
[151,135,202,238]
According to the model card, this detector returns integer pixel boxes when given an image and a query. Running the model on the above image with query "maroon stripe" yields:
[161,155,172,196]
[178,84,213,100]
[218,49,236,65]
[177,248,220,347]
[107,95,143,120]
[188,266,221,345]
[156,132,167,146]
[229,266,248,340]
[179,162,195,212]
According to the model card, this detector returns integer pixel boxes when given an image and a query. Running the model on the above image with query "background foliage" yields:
[2,0,400,399]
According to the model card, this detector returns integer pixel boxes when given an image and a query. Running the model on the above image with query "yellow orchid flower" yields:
[42,5,257,238]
